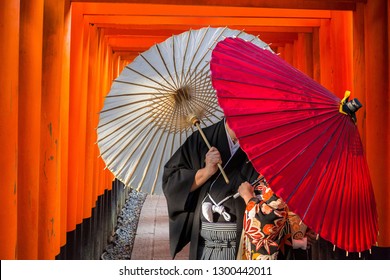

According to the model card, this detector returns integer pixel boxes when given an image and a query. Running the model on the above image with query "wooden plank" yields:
[102,26,313,35]
[76,3,332,18]
[71,0,361,11]
[17,0,44,260]
[0,0,19,260]
[84,15,322,27]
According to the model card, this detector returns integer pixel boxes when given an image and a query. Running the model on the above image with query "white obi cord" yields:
[202,194,233,223]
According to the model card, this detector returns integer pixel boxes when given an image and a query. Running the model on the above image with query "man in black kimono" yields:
[162,119,259,260]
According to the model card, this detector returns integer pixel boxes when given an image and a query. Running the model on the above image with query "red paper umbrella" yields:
[210,37,378,253]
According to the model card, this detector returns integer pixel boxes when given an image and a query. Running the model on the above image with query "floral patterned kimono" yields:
[238,178,293,260]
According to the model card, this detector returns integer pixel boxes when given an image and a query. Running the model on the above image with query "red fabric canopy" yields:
[210,37,378,253]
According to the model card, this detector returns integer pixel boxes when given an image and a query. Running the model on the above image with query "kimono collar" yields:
[224,119,240,155]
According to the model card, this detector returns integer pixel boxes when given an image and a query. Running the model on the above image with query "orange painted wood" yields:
[330,11,353,98]
[99,25,314,34]
[17,0,44,259]
[312,27,321,83]
[58,4,72,248]
[106,32,298,52]
[318,19,334,92]
[84,23,98,218]
[75,20,89,224]
[353,4,366,145]
[74,2,332,18]
[364,0,390,247]
[276,46,285,60]
[0,0,19,260]
[39,0,65,259]
[295,33,313,78]
[84,15,322,28]
[70,0,358,11]
[68,5,84,231]
[283,43,294,67]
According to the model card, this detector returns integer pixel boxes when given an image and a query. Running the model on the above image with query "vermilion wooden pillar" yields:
[295,33,313,78]
[99,32,113,196]
[330,11,353,99]
[0,0,19,260]
[93,27,104,207]
[18,0,44,259]
[59,1,71,250]
[312,27,321,83]
[39,0,65,259]
[284,43,294,67]
[105,43,116,191]
[353,3,366,145]
[84,23,98,220]
[364,0,390,247]
[68,4,83,232]
[319,19,334,93]
[80,22,93,219]
[75,19,89,225]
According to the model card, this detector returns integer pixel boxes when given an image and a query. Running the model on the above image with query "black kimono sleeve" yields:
[162,130,206,258]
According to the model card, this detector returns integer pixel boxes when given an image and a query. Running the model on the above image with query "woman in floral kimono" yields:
[237,176,305,260]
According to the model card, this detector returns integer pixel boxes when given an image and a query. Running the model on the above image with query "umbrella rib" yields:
[105,91,166,98]
[185,69,225,119]
[98,92,175,143]
[224,107,337,119]
[133,128,165,192]
[248,114,340,178]
[266,115,342,187]
[218,47,337,103]
[182,27,228,86]
[186,29,265,93]
[98,114,143,145]
[98,116,147,159]
[99,96,161,114]
[101,117,151,174]
[138,53,176,90]
[98,102,156,130]
[286,117,346,204]
[155,43,179,89]
[216,91,336,106]
[296,118,347,220]
[172,35,181,89]
[114,79,171,92]
[258,50,334,101]
[122,65,173,92]
[238,109,337,140]
[115,120,158,180]
[320,120,351,250]
[194,80,221,114]
[149,97,179,133]
[179,28,192,87]
[213,74,336,105]
[212,44,336,102]
[182,26,214,86]
[150,119,178,194]
[126,129,158,188]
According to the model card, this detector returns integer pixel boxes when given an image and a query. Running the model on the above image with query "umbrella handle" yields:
[192,120,230,184]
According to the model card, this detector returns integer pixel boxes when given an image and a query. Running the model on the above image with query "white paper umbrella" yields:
[97,26,271,194]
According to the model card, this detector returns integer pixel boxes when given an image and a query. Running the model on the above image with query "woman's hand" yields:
[238,181,255,204]
[305,229,318,249]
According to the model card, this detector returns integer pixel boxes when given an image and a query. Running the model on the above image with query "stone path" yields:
[131,195,189,260]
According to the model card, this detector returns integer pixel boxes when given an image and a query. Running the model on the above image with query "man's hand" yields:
[191,147,222,192]
[204,147,222,176]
